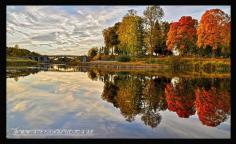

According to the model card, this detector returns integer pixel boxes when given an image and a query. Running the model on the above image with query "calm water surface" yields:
[7,65,231,138]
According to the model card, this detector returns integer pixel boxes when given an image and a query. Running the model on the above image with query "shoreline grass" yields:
[7,57,39,66]
[87,56,230,72]
[7,56,230,74]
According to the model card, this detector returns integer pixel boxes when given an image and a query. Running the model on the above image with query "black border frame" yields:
[1,0,234,144]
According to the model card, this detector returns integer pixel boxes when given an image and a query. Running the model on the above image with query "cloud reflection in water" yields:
[7,70,230,138]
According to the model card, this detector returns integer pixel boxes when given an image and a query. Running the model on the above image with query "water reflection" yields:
[7,65,231,138]
[86,69,230,128]
[7,65,88,80]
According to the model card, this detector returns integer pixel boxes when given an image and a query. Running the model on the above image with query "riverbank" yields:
[7,63,230,79]
[7,57,39,66]
[88,57,230,73]
[87,66,230,79]
[7,56,230,74]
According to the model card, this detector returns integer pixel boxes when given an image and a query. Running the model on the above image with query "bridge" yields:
[28,55,50,63]
[27,55,88,63]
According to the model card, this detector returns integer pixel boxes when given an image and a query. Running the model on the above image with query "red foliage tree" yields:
[166,16,198,55]
[166,22,178,51]
[195,87,230,127]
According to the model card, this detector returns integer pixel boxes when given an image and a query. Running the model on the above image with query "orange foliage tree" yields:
[197,9,231,55]
[195,87,230,127]
[166,16,198,55]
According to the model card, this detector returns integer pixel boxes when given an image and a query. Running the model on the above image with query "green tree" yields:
[14,44,19,49]
[152,22,162,56]
[160,22,171,55]
[103,28,112,55]
[88,47,98,58]
[113,22,121,55]
[143,5,164,58]
[103,23,120,55]
[7,46,40,57]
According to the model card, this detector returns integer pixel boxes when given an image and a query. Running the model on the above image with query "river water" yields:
[6,65,231,138]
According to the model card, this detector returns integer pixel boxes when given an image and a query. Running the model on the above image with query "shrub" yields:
[7,58,38,66]
[116,55,131,62]
[92,54,102,61]
[145,59,157,64]
[100,55,115,61]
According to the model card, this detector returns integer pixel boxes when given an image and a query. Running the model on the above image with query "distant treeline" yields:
[88,6,230,60]
[7,45,41,57]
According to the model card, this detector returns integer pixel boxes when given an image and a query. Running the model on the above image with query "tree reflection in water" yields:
[165,78,196,118]
[7,66,230,128]
[195,87,230,127]
[87,69,230,128]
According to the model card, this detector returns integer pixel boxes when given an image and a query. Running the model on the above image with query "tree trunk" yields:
[112,46,114,55]
[212,49,216,58]
[149,48,153,62]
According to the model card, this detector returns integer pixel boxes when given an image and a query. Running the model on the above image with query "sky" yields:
[7,6,230,55]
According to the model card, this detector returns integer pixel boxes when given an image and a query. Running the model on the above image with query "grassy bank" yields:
[88,67,230,79]
[7,56,230,74]
[7,57,39,67]
[144,56,230,73]
[88,56,230,73]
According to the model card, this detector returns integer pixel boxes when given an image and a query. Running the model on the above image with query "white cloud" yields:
[7,6,230,55]
[162,6,230,22]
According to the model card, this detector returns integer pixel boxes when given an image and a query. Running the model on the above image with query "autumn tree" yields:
[117,9,144,56]
[197,9,231,57]
[143,5,164,57]
[166,22,178,55]
[166,16,198,56]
